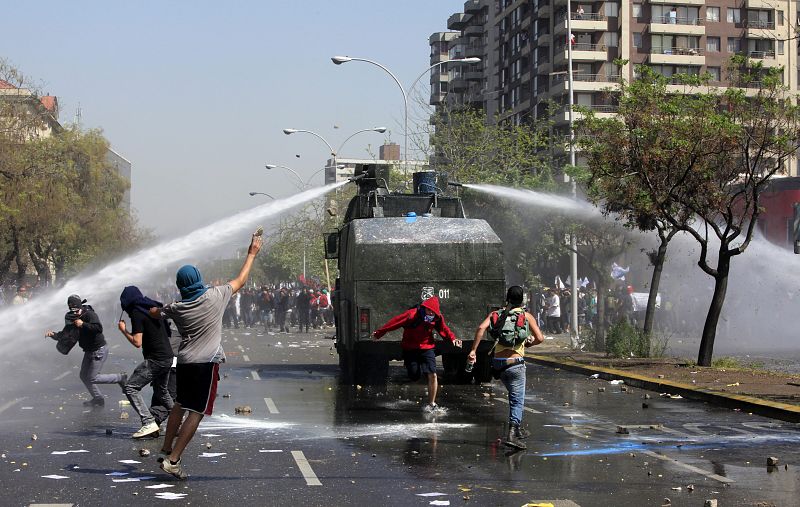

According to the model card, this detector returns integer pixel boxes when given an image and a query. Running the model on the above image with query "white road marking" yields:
[0,397,26,415]
[53,371,71,381]
[264,397,279,414]
[251,370,260,381]
[111,344,120,349]
[495,397,542,414]
[291,450,322,486]
[642,450,734,483]
[30,504,74,507]
[243,354,251,362]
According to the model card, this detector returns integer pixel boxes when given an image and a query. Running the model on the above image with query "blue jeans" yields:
[124,359,174,425]
[80,345,124,399]
[500,363,526,427]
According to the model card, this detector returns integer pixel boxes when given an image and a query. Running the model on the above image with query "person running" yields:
[46,294,126,407]
[469,286,544,450]
[153,231,262,480]
[117,286,175,439]
[372,296,461,413]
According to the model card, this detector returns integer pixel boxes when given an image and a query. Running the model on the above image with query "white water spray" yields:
[0,181,347,354]
[464,183,599,217]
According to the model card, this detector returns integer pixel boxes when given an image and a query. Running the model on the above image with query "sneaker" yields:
[83,397,105,407]
[423,403,446,414]
[160,458,187,480]
[132,422,160,439]
[157,449,172,464]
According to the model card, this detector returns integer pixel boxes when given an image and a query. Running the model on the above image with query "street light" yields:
[265,163,342,189]
[567,0,579,349]
[249,191,275,199]
[331,56,481,170]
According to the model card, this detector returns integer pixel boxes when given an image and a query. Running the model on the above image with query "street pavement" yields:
[1,325,799,506]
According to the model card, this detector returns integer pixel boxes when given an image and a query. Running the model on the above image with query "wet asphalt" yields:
[1,326,799,507]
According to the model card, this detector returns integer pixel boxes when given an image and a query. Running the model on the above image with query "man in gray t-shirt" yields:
[155,231,262,480]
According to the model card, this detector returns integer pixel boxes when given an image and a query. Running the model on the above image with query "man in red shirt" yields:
[373,296,461,413]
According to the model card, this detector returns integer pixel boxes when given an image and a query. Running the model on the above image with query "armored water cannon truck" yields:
[324,164,506,384]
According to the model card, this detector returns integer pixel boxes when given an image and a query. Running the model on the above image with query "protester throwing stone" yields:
[152,229,263,480]
[46,295,126,407]
[118,285,175,439]
[469,286,544,450]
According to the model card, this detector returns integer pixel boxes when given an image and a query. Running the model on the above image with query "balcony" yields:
[450,77,468,91]
[554,43,609,65]
[748,50,781,67]
[550,73,622,94]
[448,12,468,30]
[536,32,552,45]
[465,41,483,58]
[465,70,483,81]
[464,24,483,37]
[746,0,776,8]
[430,52,449,65]
[464,0,481,14]
[648,46,705,65]
[649,16,705,36]
[555,13,608,34]
[648,0,705,5]
[745,19,777,39]
[555,104,619,123]
[535,0,551,17]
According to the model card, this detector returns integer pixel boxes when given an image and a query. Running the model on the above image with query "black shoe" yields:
[83,397,105,407]
[515,426,531,440]
[504,425,527,450]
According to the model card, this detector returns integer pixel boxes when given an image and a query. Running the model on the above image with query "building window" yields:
[706,36,720,52]
[778,10,784,26]
[633,33,643,49]
[632,3,642,19]
[727,8,741,24]
[707,66,720,81]
[605,31,619,48]
[778,40,785,55]
[605,2,619,18]
[706,7,719,22]
[727,37,741,53]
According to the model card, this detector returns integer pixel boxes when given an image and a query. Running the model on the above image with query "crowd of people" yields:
[219,285,333,332]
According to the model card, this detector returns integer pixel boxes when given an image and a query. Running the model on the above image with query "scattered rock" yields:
[662,498,671,506]
[119,412,129,420]
[235,405,252,415]
[563,402,570,406]
[767,456,779,466]
[206,443,212,449]
[687,484,695,492]
[482,393,490,398]
[598,387,606,392]
[222,393,232,398]
[106,429,113,435]
[139,448,150,457]
[657,375,665,379]
[30,434,37,441]
[704,500,718,507]
[616,426,629,435]
[371,453,376,457]
[642,402,649,409]
[671,486,682,491]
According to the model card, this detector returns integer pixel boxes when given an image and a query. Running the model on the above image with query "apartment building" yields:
[432,0,799,174]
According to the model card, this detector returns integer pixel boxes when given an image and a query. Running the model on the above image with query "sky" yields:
[2,1,460,236]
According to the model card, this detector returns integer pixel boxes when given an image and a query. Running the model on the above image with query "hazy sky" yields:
[3,1,459,236]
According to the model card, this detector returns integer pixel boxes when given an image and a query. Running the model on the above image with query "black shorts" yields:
[402,349,437,381]
[176,362,220,415]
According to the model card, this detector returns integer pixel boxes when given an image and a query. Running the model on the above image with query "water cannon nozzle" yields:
[348,173,367,183]
[447,181,464,188]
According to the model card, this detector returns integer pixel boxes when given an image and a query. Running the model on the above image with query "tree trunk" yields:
[0,248,16,285]
[13,234,27,286]
[28,246,51,287]
[53,256,67,286]
[642,239,668,349]
[697,254,730,366]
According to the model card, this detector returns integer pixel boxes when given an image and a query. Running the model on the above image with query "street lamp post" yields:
[265,163,344,190]
[567,0,580,349]
[248,191,275,199]
[331,56,480,172]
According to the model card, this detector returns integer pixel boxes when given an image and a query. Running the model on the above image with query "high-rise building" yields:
[432,0,799,174]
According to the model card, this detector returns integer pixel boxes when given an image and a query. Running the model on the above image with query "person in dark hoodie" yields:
[117,286,175,439]
[46,294,126,407]
[373,296,461,413]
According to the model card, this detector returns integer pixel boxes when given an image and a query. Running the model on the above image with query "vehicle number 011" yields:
[438,289,450,299]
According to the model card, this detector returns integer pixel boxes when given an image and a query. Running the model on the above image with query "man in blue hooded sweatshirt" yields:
[118,286,175,439]
[153,231,262,480]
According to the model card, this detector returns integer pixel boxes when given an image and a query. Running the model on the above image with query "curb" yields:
[525,354,800,424]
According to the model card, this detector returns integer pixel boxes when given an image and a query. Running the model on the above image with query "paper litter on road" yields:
[590,374,600,379]
[146,484,175,489]
[41,474,70,479]
[429,501,450,506]
[258,449,283,453]
[21,406,33,410]
[609,380,624,385]
[417,493,448,497]
[105,471,129,476]
[118,459,141,464]
[51,449,90,455]
[154,492,188,500]
[112,476,156,482]
[200,434,221,437]
[198,452,227,458]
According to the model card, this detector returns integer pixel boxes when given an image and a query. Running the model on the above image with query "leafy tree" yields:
[577,61,800,366]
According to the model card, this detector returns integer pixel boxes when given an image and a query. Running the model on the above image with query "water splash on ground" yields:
[0,182,346,354]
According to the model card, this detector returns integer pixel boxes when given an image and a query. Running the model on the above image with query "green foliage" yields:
[711,356,743,369]
[606,320,650,358]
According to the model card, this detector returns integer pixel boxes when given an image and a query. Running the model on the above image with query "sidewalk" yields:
[527,334,800,423]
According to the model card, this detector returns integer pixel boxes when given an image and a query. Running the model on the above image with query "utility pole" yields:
[567,0,580,348]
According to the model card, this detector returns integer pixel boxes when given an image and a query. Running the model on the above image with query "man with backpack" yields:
[373,296,462,413]
[468,286,544,450]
